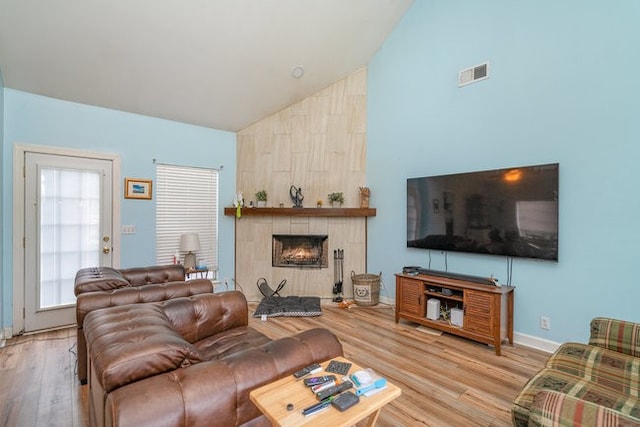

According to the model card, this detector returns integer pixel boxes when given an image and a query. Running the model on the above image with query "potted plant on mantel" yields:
[328,192,344,208]
[255,190,268,207]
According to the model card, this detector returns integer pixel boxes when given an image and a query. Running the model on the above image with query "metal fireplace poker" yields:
[333,249,344,302]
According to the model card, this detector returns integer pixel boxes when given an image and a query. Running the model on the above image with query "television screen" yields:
[407,163,559,261]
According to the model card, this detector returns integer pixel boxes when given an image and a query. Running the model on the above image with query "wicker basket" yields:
[351,271,381,306]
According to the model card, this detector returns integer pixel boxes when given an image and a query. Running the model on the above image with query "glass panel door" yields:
[24,152,113,331]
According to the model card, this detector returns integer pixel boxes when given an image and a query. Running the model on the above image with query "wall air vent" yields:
[458,62,490,87]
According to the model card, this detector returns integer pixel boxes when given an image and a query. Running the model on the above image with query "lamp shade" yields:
[180,233,200,252]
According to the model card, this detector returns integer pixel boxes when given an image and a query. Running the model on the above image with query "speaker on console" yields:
[426,298,440,320]
[450,307,463,327]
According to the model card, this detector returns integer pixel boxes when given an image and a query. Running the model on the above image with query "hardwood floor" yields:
[0,302,548,426]
[248,303,548,426]
[0,327,87,427]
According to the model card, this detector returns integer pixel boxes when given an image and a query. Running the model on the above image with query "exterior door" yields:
[23,152,114,332]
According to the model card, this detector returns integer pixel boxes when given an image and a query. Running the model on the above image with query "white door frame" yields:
[12,143,121,335]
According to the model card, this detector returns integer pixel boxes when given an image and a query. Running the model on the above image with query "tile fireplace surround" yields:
[227,208,375,303]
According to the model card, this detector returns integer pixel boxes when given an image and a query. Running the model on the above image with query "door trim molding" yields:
[12,143,121,334]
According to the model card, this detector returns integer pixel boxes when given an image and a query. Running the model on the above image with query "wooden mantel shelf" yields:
[224,207,376,217]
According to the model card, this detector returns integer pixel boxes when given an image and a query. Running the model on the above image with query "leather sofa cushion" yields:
[160,290,249,344]
[195,326,272,360]
[84,303,203,393]
[119,265,185,286]
[103,328,343,427]
[76,279,213,329]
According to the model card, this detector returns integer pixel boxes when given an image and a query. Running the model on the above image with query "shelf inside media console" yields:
[424,286,463,302]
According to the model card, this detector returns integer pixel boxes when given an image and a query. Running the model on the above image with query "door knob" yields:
[103,246,111,254]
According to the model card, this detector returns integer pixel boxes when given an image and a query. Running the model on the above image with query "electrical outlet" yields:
[540,316,551,330]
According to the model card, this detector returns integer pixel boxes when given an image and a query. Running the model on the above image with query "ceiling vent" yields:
[458,62,489,87]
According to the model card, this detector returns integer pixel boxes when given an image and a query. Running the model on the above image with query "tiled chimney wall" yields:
[234,68,369,302]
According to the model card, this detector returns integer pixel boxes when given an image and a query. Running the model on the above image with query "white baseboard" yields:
[513,332,560,353]
[2,327,12,340]
[379,295,393,306]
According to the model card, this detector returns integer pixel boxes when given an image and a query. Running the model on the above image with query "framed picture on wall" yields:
[124,178,152,200]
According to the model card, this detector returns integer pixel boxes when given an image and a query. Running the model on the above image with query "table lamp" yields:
[180,233,200,270]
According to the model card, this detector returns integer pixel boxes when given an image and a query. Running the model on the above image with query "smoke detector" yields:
[291,66,305,79]
[458,62,489,87]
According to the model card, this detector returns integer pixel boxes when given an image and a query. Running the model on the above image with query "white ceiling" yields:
[0,0,413,132]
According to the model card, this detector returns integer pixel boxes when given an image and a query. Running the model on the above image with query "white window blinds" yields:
[156,164,218,273]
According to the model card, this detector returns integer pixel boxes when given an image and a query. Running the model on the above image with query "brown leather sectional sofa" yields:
[75,265,213,384]
[83,291,343,427]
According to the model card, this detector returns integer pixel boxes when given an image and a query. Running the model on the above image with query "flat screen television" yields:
[407,163,559,261]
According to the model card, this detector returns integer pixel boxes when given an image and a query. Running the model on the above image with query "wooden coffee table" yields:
[249,357,401,426]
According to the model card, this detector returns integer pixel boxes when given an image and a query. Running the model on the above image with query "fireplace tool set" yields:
[333,249,344,302]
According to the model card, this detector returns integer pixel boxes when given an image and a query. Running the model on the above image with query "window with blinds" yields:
[156,164,218,274]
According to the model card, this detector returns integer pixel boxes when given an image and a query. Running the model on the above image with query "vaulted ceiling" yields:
[0,0,414,132]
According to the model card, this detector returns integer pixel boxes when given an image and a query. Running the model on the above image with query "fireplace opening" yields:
[272,234,329,268]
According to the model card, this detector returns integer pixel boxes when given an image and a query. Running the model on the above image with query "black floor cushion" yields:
[253,296,322,317]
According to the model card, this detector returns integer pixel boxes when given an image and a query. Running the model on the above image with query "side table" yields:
[186,267,209,279]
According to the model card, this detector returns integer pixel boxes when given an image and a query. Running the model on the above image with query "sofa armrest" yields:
[119,264,185,285]
[84,303,204,393]
[589,317,640,357]
[74,267,129,296]
[103,328,343,427]
[529,390,640,427]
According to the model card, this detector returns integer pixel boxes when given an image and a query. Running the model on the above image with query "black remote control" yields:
[304,375,336,387]
[331,391,360,412]
[293,363,322,379]
[316,380,353,401]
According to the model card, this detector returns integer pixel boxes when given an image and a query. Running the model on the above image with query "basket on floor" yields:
[351,271,381,306]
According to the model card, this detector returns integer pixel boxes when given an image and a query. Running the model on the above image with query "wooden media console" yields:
[395,272,514,355]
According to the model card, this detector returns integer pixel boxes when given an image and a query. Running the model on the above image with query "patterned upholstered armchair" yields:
[512,317,640,426]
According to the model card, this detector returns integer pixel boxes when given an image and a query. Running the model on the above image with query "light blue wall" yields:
[367,1,640,343]
[2,89,237,328]
[0,69,5,334]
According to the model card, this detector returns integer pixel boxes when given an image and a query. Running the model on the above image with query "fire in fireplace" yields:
[272,234,329,268]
